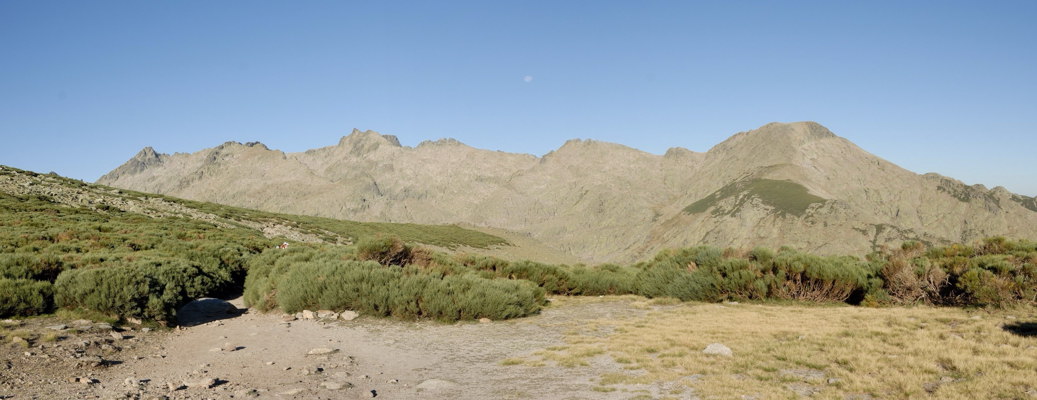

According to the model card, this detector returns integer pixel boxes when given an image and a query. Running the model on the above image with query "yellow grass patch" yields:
[516,299,1037,399]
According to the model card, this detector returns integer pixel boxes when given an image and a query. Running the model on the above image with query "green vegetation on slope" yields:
[1,166,1035,324]
[0,166,509,321]
[684,179,826,217]
[0,191,269,321]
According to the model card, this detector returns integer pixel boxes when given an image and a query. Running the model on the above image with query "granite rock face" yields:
[97,122,1037,263]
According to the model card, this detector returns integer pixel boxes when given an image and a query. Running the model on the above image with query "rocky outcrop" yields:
[97,122,1037,263]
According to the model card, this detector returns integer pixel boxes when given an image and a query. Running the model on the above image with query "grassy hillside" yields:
[684,179,827,217]
[1,165,1035,325]
[0,165,510,321]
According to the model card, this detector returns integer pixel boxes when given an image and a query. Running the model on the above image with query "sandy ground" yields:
[2,297,685,400]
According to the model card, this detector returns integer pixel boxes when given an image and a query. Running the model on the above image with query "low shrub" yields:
[356,236,413,266]
[53,257,239,322]
[0,278,53,317]
[244,253,545,321]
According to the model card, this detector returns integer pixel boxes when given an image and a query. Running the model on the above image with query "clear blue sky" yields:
[2,1,1035,195]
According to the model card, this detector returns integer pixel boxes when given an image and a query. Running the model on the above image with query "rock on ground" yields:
[703,343,733,357]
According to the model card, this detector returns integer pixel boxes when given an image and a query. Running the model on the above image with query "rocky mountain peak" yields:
[134,146,161,161]
[336,129,403,155]
[97,121,1037,263]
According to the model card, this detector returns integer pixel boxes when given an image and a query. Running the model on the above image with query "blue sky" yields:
[2,1,1035,195]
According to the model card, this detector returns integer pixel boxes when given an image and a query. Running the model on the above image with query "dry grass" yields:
[514,298,1037,399]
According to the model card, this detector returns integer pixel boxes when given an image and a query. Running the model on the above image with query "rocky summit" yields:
[98,122,1037,263]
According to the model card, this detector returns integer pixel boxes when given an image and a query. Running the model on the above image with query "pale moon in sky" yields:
[523,75,534,83]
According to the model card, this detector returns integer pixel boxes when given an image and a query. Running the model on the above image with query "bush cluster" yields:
[0,278,53,316]
[244,246,545,320]
[0,191,268,320]
[634,246,877,303]
[870,238,1037,306]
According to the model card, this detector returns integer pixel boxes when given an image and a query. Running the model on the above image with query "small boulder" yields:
[703,343,733,357]
[339,311,359,321]
[320,381,351,390]
[307,348,339,356]
[316,310,338,319]
[415,379,459,390]
[184,377,217,389]
[302,310,316,320]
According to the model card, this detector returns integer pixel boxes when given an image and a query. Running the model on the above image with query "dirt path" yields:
[3,297,680,400]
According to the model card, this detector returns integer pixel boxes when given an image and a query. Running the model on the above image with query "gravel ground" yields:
[1,297,680,400]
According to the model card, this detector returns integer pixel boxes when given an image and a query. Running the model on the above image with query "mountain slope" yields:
[98,122,1037,263]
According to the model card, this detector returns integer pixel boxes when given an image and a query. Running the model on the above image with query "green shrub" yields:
[245,256,545,321]
[53,258,238,322]
[0,278,53,317]
[0,253,66,281]
[634,261,719,302]
[356,236,412,266]
[568,264,638,295]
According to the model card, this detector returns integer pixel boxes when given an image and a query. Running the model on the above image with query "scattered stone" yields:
[167,382,185,391]
[77,355,105,368]
[367,389,378,397]
[127,317,143,325]
[184,377,218,389]
[307,347,339,356]
[320,381,351,390]
[703,343,733,357]
[302,310,316,320]
[317,310,338,319]
[781,368,826,382]
[220,342,240,352]
[141,327,152,333]
[386,378,399,384]
[95,323,113,331]
[339,311,359,321]
[415,379,459,390]
[124,377,146,387]
[266,361,276,365]
[110,331,125,340]
[279,388,307,396]
[282,314,298,322]
[46,324,68,331]
[478,318,492,323]
[11,337,28,346]
[234,388,260,397]
[71,377,99,385]
[302,366,324,376]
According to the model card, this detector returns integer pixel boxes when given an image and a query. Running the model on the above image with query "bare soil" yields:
[1,297,676,400]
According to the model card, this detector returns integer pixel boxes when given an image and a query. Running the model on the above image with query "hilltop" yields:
[99,122,1037,263]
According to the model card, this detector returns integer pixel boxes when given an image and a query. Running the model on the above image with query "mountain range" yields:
[98,121,1037,263]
